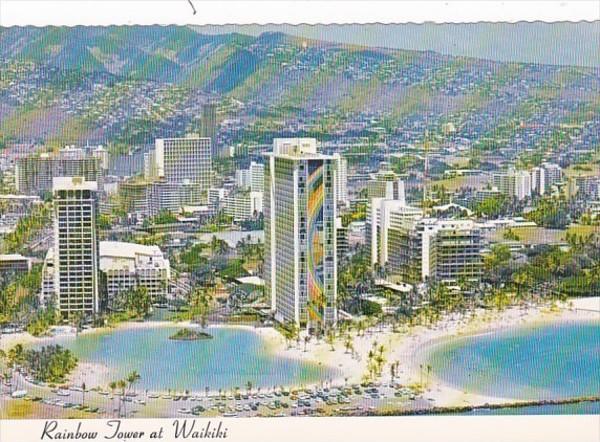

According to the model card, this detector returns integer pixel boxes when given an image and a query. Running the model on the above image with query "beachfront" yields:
[1,297,598,419]
[272,296,600,408]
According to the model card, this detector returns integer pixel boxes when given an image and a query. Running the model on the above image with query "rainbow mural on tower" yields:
[306,160,325,326]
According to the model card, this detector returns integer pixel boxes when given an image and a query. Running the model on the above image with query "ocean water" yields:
[426,321,600,401]
[50,325,338,392]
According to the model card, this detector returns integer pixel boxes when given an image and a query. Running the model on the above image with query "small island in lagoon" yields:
[169,328,213,341]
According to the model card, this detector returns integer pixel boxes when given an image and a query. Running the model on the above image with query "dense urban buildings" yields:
[235,161,265,193]
[264,138,338,332]
[368,199,423,268]
[366,165,406,202]
[365,165,409,268]
[119,135,214,217]
[222,190,263,221]
[51,177,100,317]
[531,162,563,195]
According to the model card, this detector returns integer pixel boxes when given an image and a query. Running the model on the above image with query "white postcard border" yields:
[0,1,598,27]
[0,2,598,442]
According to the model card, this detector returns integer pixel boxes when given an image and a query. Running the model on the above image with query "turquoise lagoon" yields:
[51,325,338,392]
[426,321,600,401]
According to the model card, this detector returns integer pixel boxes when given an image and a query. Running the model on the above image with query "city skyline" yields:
[0,22,598,423]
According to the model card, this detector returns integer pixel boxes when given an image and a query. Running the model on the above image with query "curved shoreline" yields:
[400,300,599,408]
[64,322,343,393]
[2,297,598,409]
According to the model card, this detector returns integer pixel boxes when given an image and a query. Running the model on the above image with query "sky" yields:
[193,22,600,68]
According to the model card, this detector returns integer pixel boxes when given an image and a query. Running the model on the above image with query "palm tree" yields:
[108,381,117,413]
[69,311,85,335]
[117,379,127,417]
[344,337,353,354]
[8,343,24,369]
[303,335,310,352]
[126,371,141,397]
[325,329,335,351]
[374,354,385,376]
[7,343,24,390]
[357,320,365,337]
[81,382,87,407]
[210,235,219,257]
[2,371,11,394]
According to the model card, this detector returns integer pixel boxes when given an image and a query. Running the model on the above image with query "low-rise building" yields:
[100,241,170,304]
[222,190,263,221]
[0,254,32,275]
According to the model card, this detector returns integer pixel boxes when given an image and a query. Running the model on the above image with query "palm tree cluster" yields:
[0,203,51,254]
[111,286,152,319]
[3,344,78,384]
[484,232,600,303]
[188,287,213,328]
[237,237,264,269]
[280,322,300,349]
[0,265,43,327]
[338,246,376,314]
[108,370,141,418]
[389,360,400,382]
[365,341,386,381]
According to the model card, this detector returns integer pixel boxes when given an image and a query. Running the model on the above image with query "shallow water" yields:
[426,321,600,401]
[49,325,338,392]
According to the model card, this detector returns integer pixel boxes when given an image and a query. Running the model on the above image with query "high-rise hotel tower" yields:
[264,138,338,332]
[146,136,212,206]
[52,177,100,317]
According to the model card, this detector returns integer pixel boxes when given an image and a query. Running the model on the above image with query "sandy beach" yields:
[270,296,599,407]
[2,297,598,408]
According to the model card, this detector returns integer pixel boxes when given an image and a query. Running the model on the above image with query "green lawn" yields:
[494,225,600,245]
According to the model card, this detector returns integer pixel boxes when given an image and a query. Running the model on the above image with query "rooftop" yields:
[52,177,98,192]
[100,241,163,259]
[235,276,265,286]
[0,254,30,261]
[267,137,335,160]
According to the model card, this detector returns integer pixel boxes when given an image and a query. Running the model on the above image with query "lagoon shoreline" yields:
[1,297,598,413]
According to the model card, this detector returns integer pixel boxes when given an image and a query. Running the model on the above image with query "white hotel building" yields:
[100,241,170,304]
[368,199,423,268]
[144,136,212,207]
[492,169,532,201]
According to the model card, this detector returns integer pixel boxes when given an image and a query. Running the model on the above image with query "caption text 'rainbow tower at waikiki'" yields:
[264,138,338,333]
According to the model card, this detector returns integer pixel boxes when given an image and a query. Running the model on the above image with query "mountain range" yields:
[0,25,598,148]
